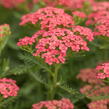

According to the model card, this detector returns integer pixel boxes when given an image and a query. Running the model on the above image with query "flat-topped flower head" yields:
[96,62,109,79]
[0,0,25,8]
[32,98,74,109]
[18,7,94,65]
[17,28,89,65]
[20,7,74,30]
[0,78,19,98]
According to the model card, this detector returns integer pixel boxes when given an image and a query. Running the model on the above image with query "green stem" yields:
[48,64,61,100]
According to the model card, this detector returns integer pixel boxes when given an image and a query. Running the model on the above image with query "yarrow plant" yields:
[2,0,109,108]
[17,28,90,65]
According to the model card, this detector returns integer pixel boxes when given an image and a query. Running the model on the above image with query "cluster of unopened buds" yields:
[17,7,94,65]
[32,98,74,109]
[0,78,19,98]
[0,24,11,41]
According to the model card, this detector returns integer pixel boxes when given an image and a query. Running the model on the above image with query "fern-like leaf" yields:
[19,53,53,75]
[30,72,48,87]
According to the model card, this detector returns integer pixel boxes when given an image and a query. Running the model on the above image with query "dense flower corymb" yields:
[17,28,90,65]
[0,0,25,8]
[18,7,94,65]
[20,7,74,30]
[86,10,109,37]
[32,98,74,109]
[0,78,19,98]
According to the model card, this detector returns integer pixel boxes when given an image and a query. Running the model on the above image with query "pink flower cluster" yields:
[0,78,19,98]
[0,0,25,8]
[77,68,103,84]
[88,99,109,109]
[86,2,109,37]
[0,24,11,38]
[17,36,35,46]
[96,62,109,79]
[32,98,74,109]
[20,7,74,30]
[18,7,94,65]
[80,85,109,97]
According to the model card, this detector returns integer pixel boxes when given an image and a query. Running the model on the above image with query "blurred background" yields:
[0,0,109,109]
